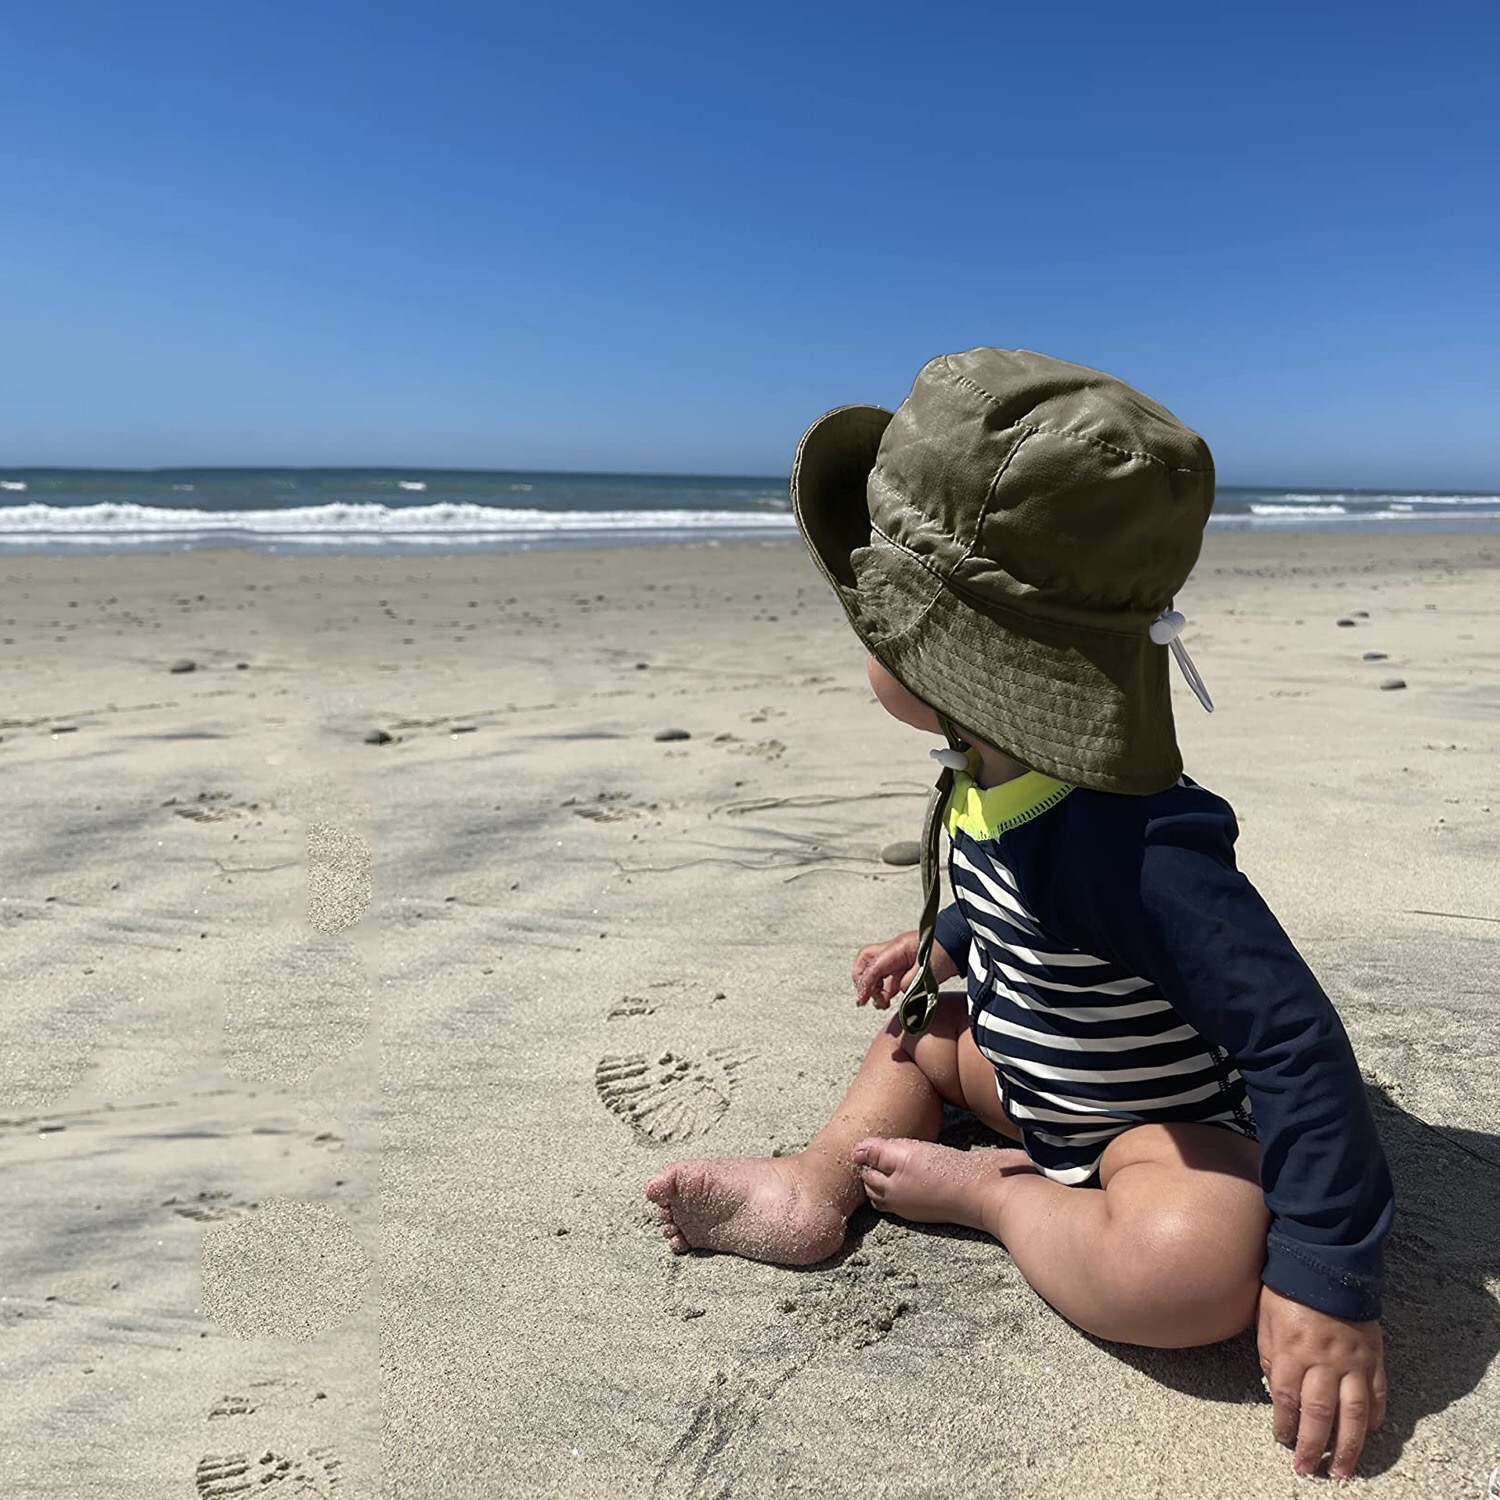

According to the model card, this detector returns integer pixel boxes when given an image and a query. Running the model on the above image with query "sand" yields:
[0,531,1496,1499]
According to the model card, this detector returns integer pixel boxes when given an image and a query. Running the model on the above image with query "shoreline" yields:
[2,513,1500,559]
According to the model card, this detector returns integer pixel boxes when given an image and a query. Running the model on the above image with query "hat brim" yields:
[790,404,895,591]
[791,404,1182,796]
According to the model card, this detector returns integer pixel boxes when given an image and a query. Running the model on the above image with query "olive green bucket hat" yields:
[790,348,1218,1032]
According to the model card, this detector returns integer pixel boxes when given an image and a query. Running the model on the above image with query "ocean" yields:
[1,468,1497,554]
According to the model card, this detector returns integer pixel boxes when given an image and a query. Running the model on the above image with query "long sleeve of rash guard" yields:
[1065,796,1394,1322]
[934,903,972,971]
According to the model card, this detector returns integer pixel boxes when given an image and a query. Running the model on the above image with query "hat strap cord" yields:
[1151,609,1215,713]
[897,714,967,1034]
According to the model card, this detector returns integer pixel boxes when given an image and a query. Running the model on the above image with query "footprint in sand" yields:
[164,792,268,824]
[606,995,657,1020]
[165,1189,258,1223]
[565,791,646,823]
[731,738,785,760]
[208,1376,329,1420]
[711,733,786,760]
[195,1446,342,1497]
[595,1049,749,1143]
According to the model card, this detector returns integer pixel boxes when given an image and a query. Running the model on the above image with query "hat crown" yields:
[870,349,1214,627]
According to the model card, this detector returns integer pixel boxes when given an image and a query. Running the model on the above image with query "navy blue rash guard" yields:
[931,773,1394,1324]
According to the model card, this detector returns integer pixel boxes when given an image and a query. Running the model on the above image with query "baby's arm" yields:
[1072,795,1393,1478]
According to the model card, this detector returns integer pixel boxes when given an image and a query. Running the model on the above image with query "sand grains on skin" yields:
[854,1137,1037,1233]
[645,1157,848,1266]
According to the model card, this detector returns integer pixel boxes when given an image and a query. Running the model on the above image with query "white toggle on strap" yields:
[1149,609,1186,645]
[1152,608,1214,713]
[930,746,970,771]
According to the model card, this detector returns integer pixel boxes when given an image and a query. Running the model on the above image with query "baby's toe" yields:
[853,1136,907,1176]
[644,1167,678,1204]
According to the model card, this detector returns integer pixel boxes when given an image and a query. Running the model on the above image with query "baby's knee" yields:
[1121,1210,1264,1346]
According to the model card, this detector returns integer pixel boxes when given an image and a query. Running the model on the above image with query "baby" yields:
[645,349,1394,1481]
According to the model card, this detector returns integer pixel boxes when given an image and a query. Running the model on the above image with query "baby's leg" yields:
[857,1121,1268,1348]
[645,994,981,1264]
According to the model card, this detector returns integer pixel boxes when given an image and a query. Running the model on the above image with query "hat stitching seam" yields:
[958,427,1035,561]
[853,571,1174,757]
[924,679,1134,750]
[939,364,1211,473]
[897,601,1180,766]
[865,524,1167,643]
[862,523,950,644]
[870,599,1151,749]
[937,672,1179,784]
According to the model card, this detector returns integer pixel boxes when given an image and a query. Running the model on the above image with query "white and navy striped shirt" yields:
[931,754,1393,1323]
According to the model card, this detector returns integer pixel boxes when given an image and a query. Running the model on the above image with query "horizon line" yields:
[0,464,1495,497]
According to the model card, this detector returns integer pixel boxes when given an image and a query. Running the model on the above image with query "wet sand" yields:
[1,532,1497,1498]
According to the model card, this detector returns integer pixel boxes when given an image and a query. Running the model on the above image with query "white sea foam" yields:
[1378,493,1499,506]
[396,480,427,491]
[0,480,26,491]
[1268,492,1497,507]
[3,490,1495,551]
[1249,503,1348,517]
[0,500,799,545]
[1213,507,1500,526]
[1362,508,1500,521]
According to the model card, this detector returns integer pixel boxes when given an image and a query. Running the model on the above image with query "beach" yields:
[1,530,1497,1499]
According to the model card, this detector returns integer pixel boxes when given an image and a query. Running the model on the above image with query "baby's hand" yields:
[1257,1285,1387,1479]
[852,931,959,1008]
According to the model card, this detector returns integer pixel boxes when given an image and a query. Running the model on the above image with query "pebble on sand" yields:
[1363,651,1389,661]
[364,729,393,744]
[1336,618,1357,627]
[881,840,922,866]
[654,728,691,742]
[170,658,197,672]
[1379,678,1407,691]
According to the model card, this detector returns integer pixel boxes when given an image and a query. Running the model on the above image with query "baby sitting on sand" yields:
[646,350,1394,1482]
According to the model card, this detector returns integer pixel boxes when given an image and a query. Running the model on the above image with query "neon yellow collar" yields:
[944,747,1074,842]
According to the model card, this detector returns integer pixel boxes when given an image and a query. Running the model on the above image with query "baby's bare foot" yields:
[852,1137,1037,1234]
[644,1157,849,1266]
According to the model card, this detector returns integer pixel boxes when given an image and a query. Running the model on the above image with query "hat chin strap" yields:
[897,714,967,1034]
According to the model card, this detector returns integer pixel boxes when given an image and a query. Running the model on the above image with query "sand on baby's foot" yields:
[854,1137,1036,1232]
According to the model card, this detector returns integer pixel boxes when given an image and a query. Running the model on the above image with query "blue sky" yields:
[3,0,1497,486]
